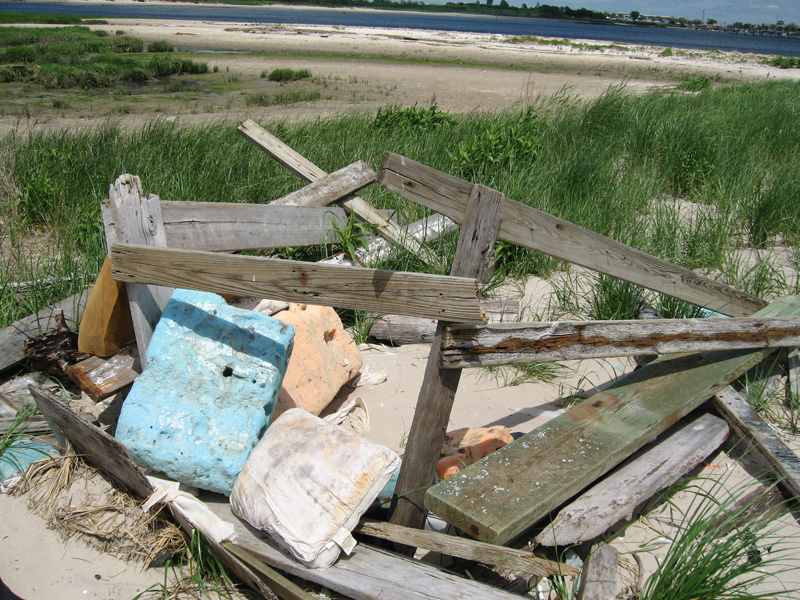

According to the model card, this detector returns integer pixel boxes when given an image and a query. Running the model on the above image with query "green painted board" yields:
[425,295,800,545]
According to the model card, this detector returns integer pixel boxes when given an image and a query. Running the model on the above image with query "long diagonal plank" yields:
[441,317,800,368]
[270,160,376,207]
[389,185,503,537]
[378,152,765,317]
[713,386,800,499]
[238,120,438,265]
[424,295,800,545]
[110,243,485,324]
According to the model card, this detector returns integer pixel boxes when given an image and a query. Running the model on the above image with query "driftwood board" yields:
[536,412,729,546]
[713,386,800,499]
[110,243,485,324]
[441,317,800,368]
[270,160,376,208]
[378,152,765,317]
[577,544,619,600]
[425,295,800,545]
[0,288,90,374]
[206,500,523,600]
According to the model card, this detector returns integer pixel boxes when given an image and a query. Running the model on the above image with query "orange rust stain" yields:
[299,270,308,285]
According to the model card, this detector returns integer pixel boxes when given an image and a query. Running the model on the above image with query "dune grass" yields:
[1,80,800,329]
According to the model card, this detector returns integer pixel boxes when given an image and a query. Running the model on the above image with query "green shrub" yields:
[659,47,674,57]
[267,67,311,82]
[148,55,208,77]
[147,40,174,53]
[373,104,455,131]
[679,75,713,91]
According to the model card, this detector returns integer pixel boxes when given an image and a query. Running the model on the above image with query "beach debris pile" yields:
[3,120,800,600]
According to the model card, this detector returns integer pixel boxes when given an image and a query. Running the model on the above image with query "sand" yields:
[2,7,800,599]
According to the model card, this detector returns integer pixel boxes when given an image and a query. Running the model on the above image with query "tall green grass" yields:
[2,81,800,328]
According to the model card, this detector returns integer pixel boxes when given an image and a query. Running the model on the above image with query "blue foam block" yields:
[116,289,294,494]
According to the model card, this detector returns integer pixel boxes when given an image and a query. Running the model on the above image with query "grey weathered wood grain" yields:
[207,500,522,600]
[160,202,348,251]
[238,120,436,265]
[576,544,619,600]
[378,152,765,317]
[106,175,172,364]
[712,386,800,498]
[354,519,576,577]
[441,317,800,368]
[536,413,729,546]
[425,295,800,545]
[389,185,503,536]
[110,243,485,324]
[0,288,90,374]
[371,300,520,345]
[270,160,376,207]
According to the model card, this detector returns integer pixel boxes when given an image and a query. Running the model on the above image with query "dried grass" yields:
[13,449,184,565]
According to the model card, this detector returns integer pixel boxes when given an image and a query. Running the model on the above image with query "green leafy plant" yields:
[147,40,174,53]
[330,210,372,266]
[373,104,455,131]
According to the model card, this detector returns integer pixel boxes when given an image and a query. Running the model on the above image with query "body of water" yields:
[3,1,800,57]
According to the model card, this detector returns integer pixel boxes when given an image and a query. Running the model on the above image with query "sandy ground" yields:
[3,8,800,599]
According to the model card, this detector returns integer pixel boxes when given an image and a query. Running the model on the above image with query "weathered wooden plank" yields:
[159,202,348,251]
[65,342,140,400]
[378,152,765,317]
[207,500,523,600]
[441,317,800,368]
[28,385,152,498]
[270,160,376,207]
[424,295,800,545]
[106,174,172,365]
[576,544,619,600]
[110,243,485,324]
[222,543,318,600]
[712,386,800,499]
[536,413,729,547]
[389,185,503,535]
[238,120,436,265]
[353,519,576,577]
[0,288,90,374]
[371,300,520,345]
[26,386,283,600]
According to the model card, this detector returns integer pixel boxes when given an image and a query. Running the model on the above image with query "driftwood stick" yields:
[354,519,577,578]
[441,317,800,368]
[576,544,619,600]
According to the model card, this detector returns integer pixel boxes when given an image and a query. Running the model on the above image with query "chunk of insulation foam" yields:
[230,408,400,568]
[271,303,361,420]
[436,425,514,479]
[115,289,294,495]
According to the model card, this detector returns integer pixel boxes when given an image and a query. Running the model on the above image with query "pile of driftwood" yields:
[4,120,800,600]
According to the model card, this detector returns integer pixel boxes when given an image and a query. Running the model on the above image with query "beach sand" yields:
[2,8,800,599]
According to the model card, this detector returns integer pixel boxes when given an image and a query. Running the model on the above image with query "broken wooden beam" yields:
[270,160,376,207]
[238,120,437,266]
[65,342,141,400]
[712,386,800,499]
[106,174,172,365]
[371,299,519,345]
[0,288,90,374]
[424,295,800,545]
[353,519,577,578]
[110,243,485,324]
[389,184,503,537]
[378,152,765,317]
[536,412,729,547]
[440,317,800,368]
[577,544,619,600]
